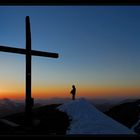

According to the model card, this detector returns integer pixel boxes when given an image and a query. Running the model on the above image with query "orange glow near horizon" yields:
[0,7,140,101]
[0,84,140,100]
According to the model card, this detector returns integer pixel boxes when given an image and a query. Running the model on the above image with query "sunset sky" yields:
[0,6,140,100]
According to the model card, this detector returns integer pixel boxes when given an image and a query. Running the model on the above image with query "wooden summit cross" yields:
[0,16,59,124]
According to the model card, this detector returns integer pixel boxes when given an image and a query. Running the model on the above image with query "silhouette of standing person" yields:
[70,85,76,100]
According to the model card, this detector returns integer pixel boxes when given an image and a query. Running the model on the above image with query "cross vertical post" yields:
[25,16,32,125]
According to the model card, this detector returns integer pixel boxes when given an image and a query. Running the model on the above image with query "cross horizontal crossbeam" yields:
[0,46,58,58]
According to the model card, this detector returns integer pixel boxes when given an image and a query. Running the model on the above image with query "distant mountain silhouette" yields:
[0,97,135,118]
[94,103,116,112]
[0,98,24,117]
[35,98,71,105]
[0,98,44,118]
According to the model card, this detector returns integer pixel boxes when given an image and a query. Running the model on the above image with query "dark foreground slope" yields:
[105,99,140,134]
[0,104,70,135]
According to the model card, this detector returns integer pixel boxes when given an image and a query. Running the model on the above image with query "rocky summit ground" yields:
[0,104,70,135]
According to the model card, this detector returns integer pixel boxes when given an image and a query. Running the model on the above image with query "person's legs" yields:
[72,94,75,100]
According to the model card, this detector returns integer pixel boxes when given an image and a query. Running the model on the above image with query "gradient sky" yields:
[0,6,140,99]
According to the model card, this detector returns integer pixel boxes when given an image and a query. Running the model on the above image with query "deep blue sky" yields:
[0,6,140,99]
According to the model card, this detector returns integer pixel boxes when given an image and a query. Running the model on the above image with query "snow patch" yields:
[0,119,19,127]
[58,98,136,134]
